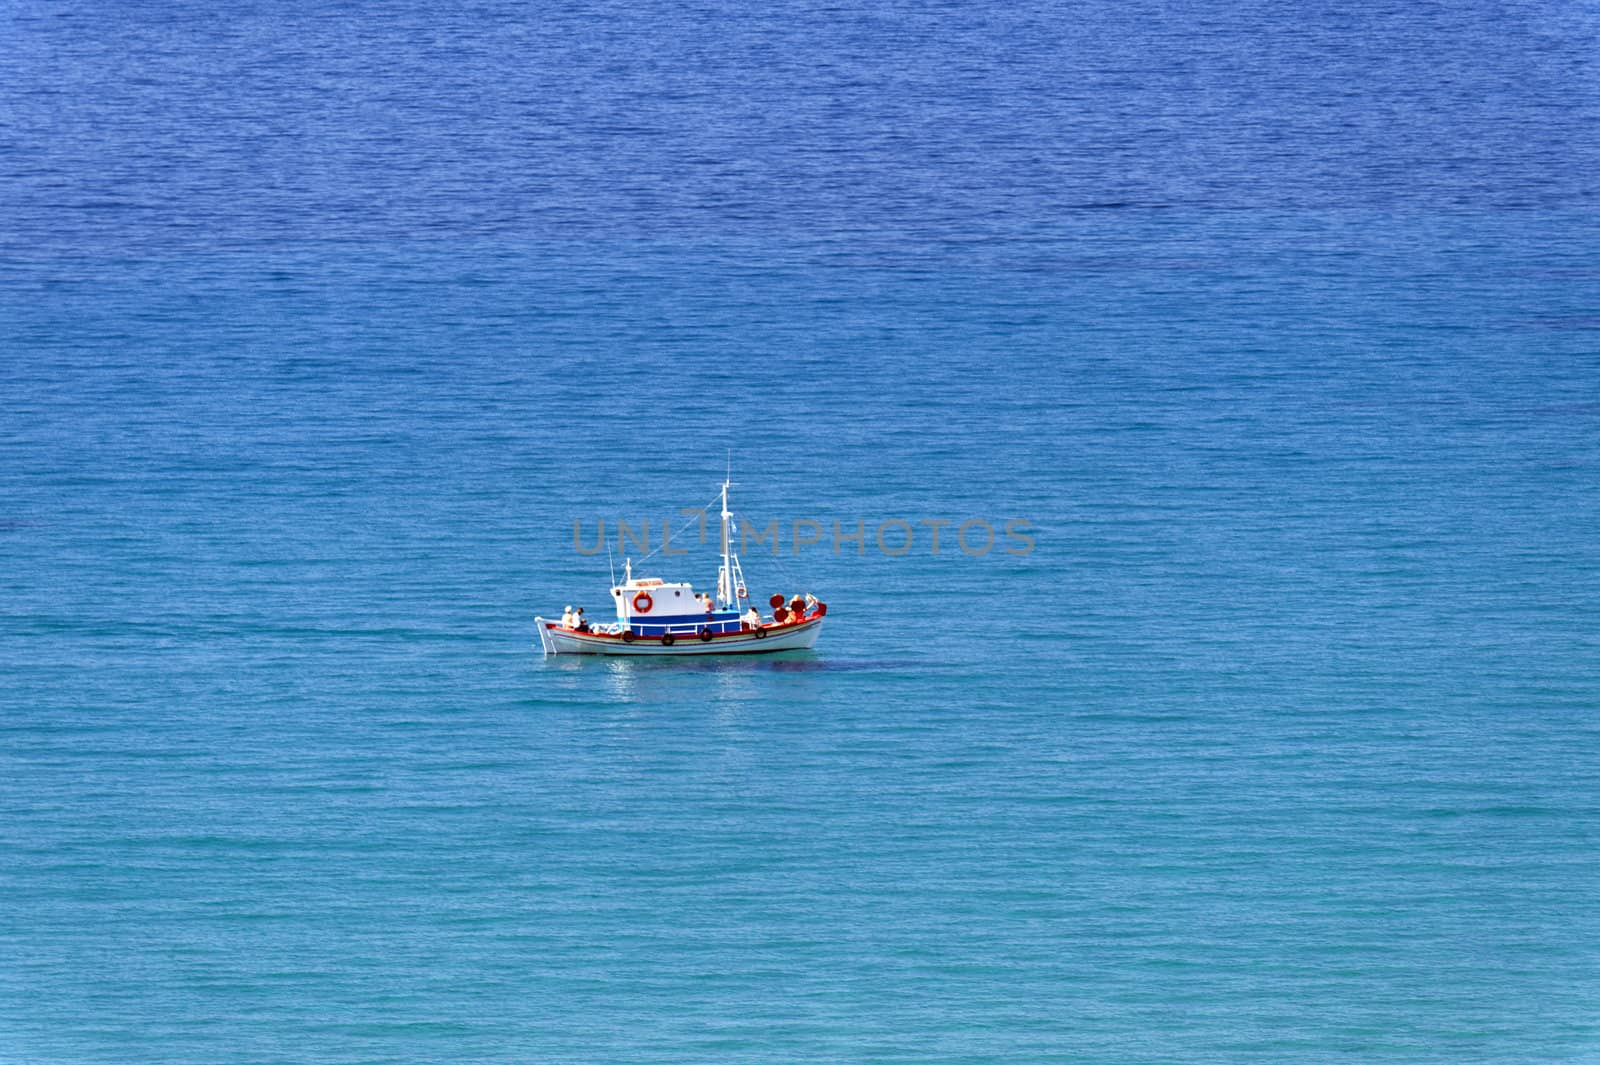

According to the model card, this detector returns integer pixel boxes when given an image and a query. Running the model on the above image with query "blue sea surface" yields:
[4,0,1600,1061]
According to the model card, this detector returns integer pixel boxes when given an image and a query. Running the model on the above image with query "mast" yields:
[617,558,632,627]
[718,477,733,608]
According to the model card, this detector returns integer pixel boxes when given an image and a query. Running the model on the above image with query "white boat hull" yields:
[536,616,824,656]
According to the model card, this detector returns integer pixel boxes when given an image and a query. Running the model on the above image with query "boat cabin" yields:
[612,577,743,637]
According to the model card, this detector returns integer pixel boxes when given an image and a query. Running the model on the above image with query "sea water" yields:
[3,1,1600,1061]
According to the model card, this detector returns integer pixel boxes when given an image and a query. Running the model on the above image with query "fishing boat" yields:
[535,478,827,656]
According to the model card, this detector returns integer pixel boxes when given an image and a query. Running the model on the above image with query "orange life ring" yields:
[632,592,653,613]
[736,586,747,599]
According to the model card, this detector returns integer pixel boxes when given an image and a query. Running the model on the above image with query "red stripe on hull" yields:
[545,617,823,642]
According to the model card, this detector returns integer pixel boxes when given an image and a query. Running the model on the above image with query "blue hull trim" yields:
[631,623,743,636]
[626,612,736,624]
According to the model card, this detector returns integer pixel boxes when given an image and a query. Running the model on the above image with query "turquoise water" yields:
[6,2,1600,1061]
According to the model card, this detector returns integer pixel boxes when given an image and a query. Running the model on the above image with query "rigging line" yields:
[619,491,724,570]
[733,509,810,594]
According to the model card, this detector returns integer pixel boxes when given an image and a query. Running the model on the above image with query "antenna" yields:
[607,538,616,588]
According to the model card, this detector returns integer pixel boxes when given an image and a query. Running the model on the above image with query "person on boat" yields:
[804,593,819,616]
[561,606,574,629]
[575,607,589,632]
[742,606,761,630]
[789,595,805,620]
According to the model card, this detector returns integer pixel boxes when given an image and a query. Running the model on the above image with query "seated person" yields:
[742,606,761,630]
